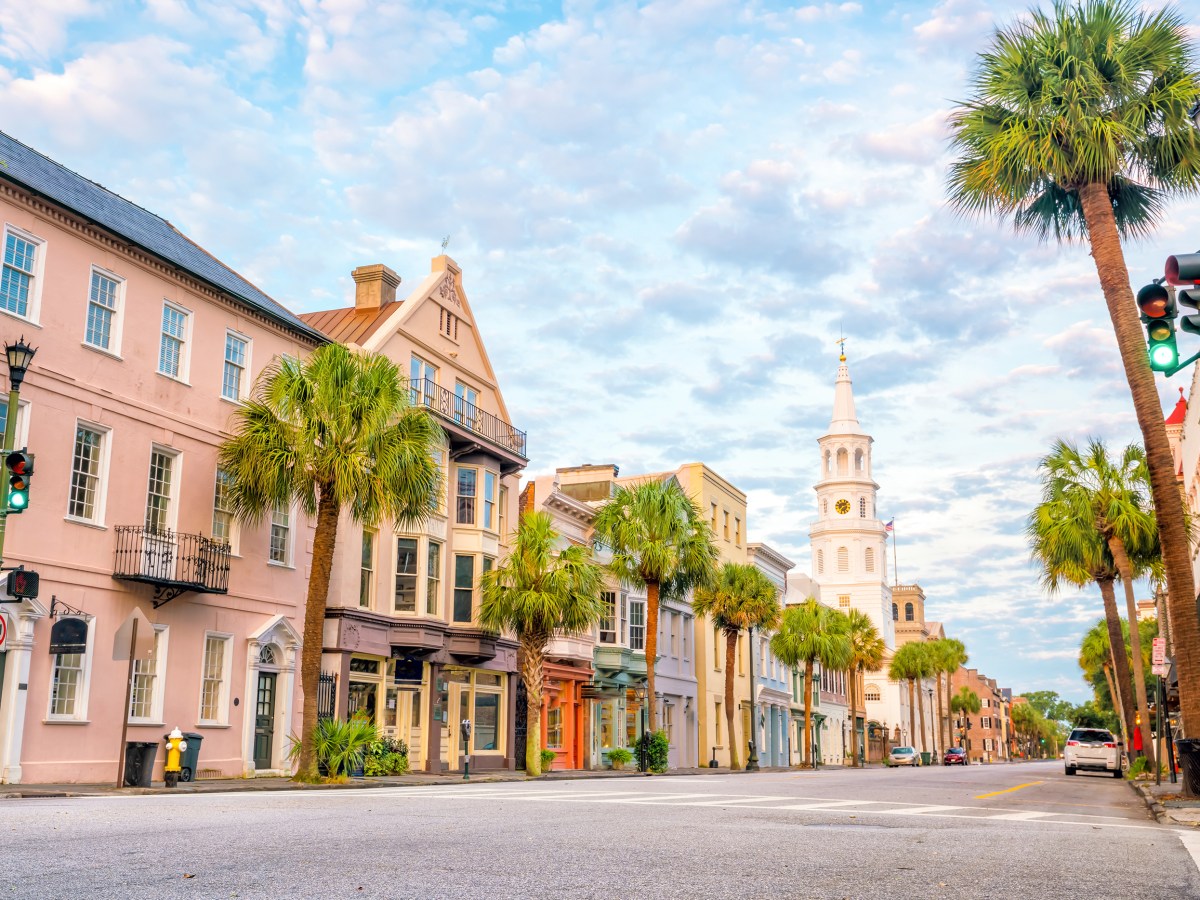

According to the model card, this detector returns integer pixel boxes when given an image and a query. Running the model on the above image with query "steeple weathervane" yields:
[835,334,847,362]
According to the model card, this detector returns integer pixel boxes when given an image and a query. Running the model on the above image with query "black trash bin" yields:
[1176,739,1200,797]
[123,741,158,787]
[180,732,203,782]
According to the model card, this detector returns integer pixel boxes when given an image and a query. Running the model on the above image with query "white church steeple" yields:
[810,351,894,647]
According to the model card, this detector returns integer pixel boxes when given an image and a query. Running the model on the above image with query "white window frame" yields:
[0,397,29,451]
[598,591,617,644]
[211,467,238,553]
[157,300,193,383]
[0,224,45,324]
[360,528,376,609]
[83,265,125,356]
[628,598,646,651]
[426,539,441,616]
[144,445,181,532]
[394,534,419,614]
[128,625,169,724]
[483,470,497,531]
[269,502,294,567]
[455,466,477,526]
[66,420,111,526]
[45,616,96,722]
[221,330,251,402]
[409,354,438,407]
[198,631,233,725]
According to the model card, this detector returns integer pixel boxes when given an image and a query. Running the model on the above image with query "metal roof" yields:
[0,131,325,343]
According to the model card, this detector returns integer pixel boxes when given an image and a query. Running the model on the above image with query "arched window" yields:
[859,497,866,517]
[837,546,849,572]
[904,602,914,622]
[836,448,848,475]
[259,644,278,666]
[892,603,898,621]
[854,449,864,473]
[865,547,875,573]
[817,549,824,574]
[822,499,828,515]
[865,685,881,702]
[824,450,832,475]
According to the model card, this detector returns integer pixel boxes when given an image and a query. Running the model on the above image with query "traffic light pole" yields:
[0,383,17,568]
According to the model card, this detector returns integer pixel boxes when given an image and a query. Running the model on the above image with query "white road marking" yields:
[987,810,1055,821]
[1177,831,1200,875]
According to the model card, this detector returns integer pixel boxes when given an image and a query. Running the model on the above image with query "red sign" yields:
[0,614,7,651]
[1153,637,1167,666]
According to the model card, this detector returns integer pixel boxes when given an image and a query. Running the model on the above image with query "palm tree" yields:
[692,563,781,770]
[771,599,851,768]
[1037,438,1158,766]
[480,511,605,776]
[592,478,718,733]
[846,610,885,767]
[1079,617,1129,744]
[889,642,933,753]
[220,343,443,780]
[931,638,968,758]
[947,0,1200,737]
[952,686,982,758]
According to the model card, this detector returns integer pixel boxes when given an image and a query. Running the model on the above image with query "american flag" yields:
[885,519,894,532]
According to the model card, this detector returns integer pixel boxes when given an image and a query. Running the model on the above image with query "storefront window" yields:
[599,701,615,749]
[474,692,500,750]
[547,706,563,748]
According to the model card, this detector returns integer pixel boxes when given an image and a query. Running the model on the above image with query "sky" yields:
[3,0,1199,703]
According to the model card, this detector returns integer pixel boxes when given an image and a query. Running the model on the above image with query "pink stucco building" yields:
[0,131,325,783]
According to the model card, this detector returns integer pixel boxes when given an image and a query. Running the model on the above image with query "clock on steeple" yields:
[834,498,850,515]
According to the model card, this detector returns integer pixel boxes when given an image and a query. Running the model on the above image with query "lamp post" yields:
[0,336,36,566]
[927,687,935,762]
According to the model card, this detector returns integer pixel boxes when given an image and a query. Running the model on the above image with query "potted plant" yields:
[608,747,633,771]
[539,749,556,773]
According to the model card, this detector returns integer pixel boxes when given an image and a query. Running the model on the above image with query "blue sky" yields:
[3,0,1199,702]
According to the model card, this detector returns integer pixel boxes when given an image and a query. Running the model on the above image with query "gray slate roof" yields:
[0,131,324,343]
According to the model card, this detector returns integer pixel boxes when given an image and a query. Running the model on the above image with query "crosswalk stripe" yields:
[987,810,1054,821]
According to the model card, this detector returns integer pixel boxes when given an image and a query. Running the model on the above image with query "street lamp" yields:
[0,336,36,565]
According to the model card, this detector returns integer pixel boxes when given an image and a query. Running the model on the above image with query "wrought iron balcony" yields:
[409,377,527,461]
[113,525,231,608]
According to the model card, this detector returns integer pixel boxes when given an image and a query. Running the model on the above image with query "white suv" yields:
[1064,727,1122,778]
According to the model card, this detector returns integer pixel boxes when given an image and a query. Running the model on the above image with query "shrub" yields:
[1126,756,1148,780]
[607,747,633,769]
[636,730,670,773]
[312,717,379,778]
[364,736,410,776]
[540,749,557,772]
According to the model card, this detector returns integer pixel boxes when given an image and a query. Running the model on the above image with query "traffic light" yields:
[5,567,38,599]
[1173,254,1200,337]
[5,450,33,513]
[1138,282,1179,372]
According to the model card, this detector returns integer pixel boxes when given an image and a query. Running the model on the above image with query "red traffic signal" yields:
[6,568,38,599]
[1138,282,1173,318]
[1166,253,1200,286]
[4,450,32,476]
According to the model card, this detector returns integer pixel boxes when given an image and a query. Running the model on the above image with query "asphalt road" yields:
[3,760,1197,899]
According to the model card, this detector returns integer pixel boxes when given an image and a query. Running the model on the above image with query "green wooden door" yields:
[254,672,276,769]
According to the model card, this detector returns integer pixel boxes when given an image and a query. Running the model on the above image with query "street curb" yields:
[1130,780,1169,825]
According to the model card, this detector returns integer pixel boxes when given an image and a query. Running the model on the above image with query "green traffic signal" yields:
[1138,282,1180,372]
[5,450,33,514]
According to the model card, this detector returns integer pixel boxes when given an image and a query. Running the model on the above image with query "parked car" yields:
[887,746,920,767]
[943,747,968,766]
[1064,726,1122,778]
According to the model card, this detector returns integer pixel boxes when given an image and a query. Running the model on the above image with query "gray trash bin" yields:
[180,732,203,782]
[123,741,157,787]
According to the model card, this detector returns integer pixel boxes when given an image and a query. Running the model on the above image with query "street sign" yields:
[1153,663,1169,676]
[112,607,154,661]
[1153,637,1167,666]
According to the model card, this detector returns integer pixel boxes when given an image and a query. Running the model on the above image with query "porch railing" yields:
[409,377,527,459]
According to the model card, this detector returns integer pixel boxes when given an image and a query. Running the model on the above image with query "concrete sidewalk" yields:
[1130,778,1200,826]
[1,764,812,800]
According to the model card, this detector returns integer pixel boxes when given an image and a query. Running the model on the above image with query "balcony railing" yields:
[410,377,527,459]
[113,525,231,608]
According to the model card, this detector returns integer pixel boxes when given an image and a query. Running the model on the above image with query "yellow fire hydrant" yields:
[164,727,187,788]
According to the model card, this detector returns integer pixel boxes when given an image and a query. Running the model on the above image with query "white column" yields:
[0,599,47,783]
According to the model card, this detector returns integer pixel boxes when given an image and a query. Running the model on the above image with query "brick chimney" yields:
[351,264,401,310]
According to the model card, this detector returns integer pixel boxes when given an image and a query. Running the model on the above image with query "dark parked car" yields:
[943,747,968,766]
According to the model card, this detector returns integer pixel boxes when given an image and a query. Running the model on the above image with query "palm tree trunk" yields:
[946,672,954,750]
[724,629,741,770]
[1078,181,1200,743]
[1109,535,1156,768]
[907,678,916,749]
[520,635,547,776]
[936,673,947,757]
[1102,662,1119,726]
[1098,576,1137,762]
[849,667,859,767]
[645,581,659,734]
[296,488,341,781]
[803,660,814,767]
[917,678,928,755]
